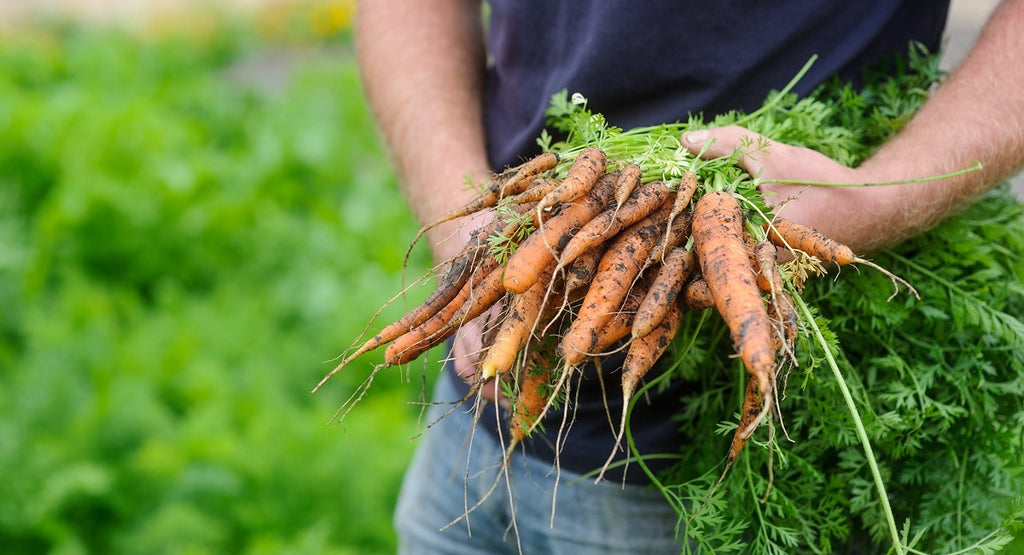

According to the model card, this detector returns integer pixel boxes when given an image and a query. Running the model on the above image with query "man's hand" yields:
[682,0,1024,255]
[433,210,506,404]
[449,307,504,404]
[682,125,902,255]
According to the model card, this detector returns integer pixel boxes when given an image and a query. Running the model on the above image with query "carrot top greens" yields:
[538,44,1024,553]
[322,38,1021,554]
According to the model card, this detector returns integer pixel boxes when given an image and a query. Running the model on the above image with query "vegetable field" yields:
[0,21,430,554]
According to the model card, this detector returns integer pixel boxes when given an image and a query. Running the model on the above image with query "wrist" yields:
[406,160,494,262]
[765,168,907,255]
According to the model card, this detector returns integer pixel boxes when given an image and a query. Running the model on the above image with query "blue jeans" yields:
[394,373,685,554]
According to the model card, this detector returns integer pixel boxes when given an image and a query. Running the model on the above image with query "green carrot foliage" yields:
[541,43,1024,553]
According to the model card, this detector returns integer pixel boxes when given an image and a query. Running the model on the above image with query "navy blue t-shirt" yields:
[456,0,950,484]
[484,1,949,169]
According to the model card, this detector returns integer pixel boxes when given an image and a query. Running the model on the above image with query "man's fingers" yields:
[682,125,767,162]
[683,125,773,181]
[450,304,506,403]
[684,125,857,192]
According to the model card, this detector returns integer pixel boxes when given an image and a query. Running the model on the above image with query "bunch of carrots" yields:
[314,138,913,488]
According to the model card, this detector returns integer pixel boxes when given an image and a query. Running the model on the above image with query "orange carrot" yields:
[563,243,607,299]
[452,200,538,268]
[691,374,767,518]
[753,241,783,292]
[728,376,764,463]
[598,301,684,480]
[498,152,560,195]
[692,190,775,402]
[503,173,617,293]
[561,272,652,368]
[683,277,714,311]
[664,171,698,239]
[557,180,672,268]
[764,216,918,300]
[479,261,557,379]
[719,376,765,493]
[402,153,557,269]
[433,152,554,223]
[504,176,561,205]
[314,214,520,392]
[536,146,607,215]
[622,302,683,398]
[751,241,800,354]
[509,366,552,442]
[764,216,855,266]
[384,255,503,366]
[559,205,670,362]
[643,206,692,271]
[447,260,509,329]
[691,200,776,500]
[632,247,696,339]
[320,253,472,378]
[444,354,553,532]
[614,163,642,208]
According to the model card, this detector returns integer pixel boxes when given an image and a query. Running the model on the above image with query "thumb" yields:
[682,125,766,161]
[683,124,784,183]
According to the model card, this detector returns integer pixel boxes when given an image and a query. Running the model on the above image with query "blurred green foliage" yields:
[0,21,436,554]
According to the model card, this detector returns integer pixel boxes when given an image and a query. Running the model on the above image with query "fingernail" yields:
[684,130,708,144]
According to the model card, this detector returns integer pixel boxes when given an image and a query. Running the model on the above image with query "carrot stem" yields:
[758,161,982,187]
[622,361,686,514]
[790,291,905,554]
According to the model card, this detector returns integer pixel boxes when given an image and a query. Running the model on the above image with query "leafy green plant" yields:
[655,185,1024,554]
[0,22,432,554]
[538,44,1024,553]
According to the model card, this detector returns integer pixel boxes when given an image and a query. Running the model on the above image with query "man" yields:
[355,1,1024,552]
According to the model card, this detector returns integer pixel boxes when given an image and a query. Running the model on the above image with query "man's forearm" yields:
[724,0,1024,254]
[356,0,489,261]
[850,0,1024,250]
